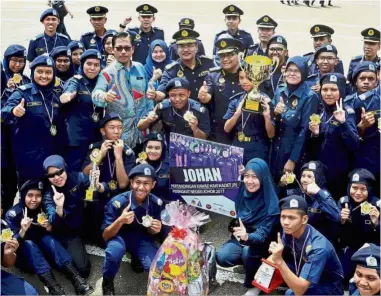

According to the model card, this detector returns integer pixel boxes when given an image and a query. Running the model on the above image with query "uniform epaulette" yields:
[153,26,163,31]
[82,31,94,36]
[351,55,362,61]
[215,30,227,37]
[74,74,83,80]
[239,29,250,35]
[165,61,178,70]
[303,52,314,57]
[209,66,221,72]
[229,91,245,100]
[248,43,259,49]
[128,27,139,32]
[339,196,348,204]
[33,33,44,41]
[159,99,171,109]
[307,73,318,79]
[57,33,69,39]
[19,84,32,91]
[189,99,206,113]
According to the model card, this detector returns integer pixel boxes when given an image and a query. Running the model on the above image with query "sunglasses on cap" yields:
[46,168,65,178]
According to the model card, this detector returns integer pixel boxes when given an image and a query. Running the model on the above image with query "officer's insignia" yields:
[229,5,235,11]
[308,163,316,170]
[78,43,83,48]
[305,245,312,253]
[219,77,225,84]
[95,6,100,12]
[184,19,190,25]
[135,34,141,40]
[290,199,298,208]
[113,200,121,208]
[46,58,53,66]
[352,173,360,182]
[314,26,320,33]
[369,64,375,71]
[54,77,61,87]
[177,70,184,78]
[220,40,227,48]
[329,75,337,82]
[8,210,16,217]
[366,256,377,267]
[157,134,163,141]
[263,16,269,22]
[368,29,375,36]
[277,36,282,43]
[181,30,188,37]
[292,98,298,108]
[144,168,151,176]
[38,182,43,190]
[143,5,149,11]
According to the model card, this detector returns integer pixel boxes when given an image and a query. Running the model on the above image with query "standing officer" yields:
[168,18,206,61]
[303,24,344,75]
[122,4,164,65]
[80,6,108,50]
[200,34,243,144]
[212,4,254,65]
[268,195,344,295]
[348,28,380,82]
[152,28,214,102]
[27,8,70,62]
[247,15,278,57]
[101,164,168,295]
[138,77,211,139]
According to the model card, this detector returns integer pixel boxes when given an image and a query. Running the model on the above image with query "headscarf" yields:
[78,49,102,89]
[67,40,84,72]
[144,40,172,80]
[30,55,56,98]
[43,154,66,173]
[301,160,327,188]
[50,46,75,82]
[2,44,27,79]
[19,180,44,214]
[101,30,118,55]
[347,168,376,205]
[285,56,308,91]
[236,158,280,224]
[319,73,347,113]
[142,132,167,169]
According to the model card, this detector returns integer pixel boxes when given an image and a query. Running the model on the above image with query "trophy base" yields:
[252,259,284,294]
[85,188,99,202]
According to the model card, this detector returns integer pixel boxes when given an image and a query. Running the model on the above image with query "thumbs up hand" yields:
[233,218,248,241]
[118,202,134,225]
[13,98,26,117]
[151,67,162,82]
[359,107,376,129]
[341,203,351,224]
[274,97,286,116]
[269,232,284,265]
[146,81,157,100]
[60,92,77,104]
[198,81,210,103]
[105,84,117,103]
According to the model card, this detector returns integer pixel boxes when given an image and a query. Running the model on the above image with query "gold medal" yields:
[90,148,102,163]
[92,112,99,122]
[177,70,184,78]
[142,215,153,228]
[54,77,61,87]
[13,73,22,84]
[108,180,117,191]
[219,77,225,84]
[138,152,147,160]
[286,173,295,184]
[50,125,57,136]
[361,201,372,215]
[135,34,141,40]
[37,212,48,224]
[238,132,245,142]
[183,111,193,122]
[0,229,14,242]
[310,114,321,124]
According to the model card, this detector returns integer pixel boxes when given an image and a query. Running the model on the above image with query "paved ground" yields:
[1,0,379,295]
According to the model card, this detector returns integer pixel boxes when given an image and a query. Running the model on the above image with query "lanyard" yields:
[241,111,251,133]
[271,73,283,95]
[83,84,98,115]
[153,161,162,173]
[43,33,57,54]
[39,90,54,125]
[172,102,190,119]
[128,191,150,225]
[292,228,311,276]
[107,150,116,179]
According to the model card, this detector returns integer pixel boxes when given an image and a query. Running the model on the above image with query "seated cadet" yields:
[60,49,103,172]
[50,46,75,88]
[168,18,206,61]
[349,243,380,296]
[101,164,168,295]
[247,15,277,57]
[152,28,214,102]
[308,73,360,198]
[136,132,170,202]
[268,195,344,295]
[27,8,70,62]
[347,28,380,83]
[279,161,341,243]
[5,180,93,295]
[80,6,108,50]
[67,41,84,73]
[303,24,344,75]
[138,77,211,139]
[212,5,254,66]
[100,30,117,67]
[1,202,39,296]
[338,168,380,281]
[43,155,104,278]
[82,113,135,245]
[224,70,274,164]
[200,34,243,144]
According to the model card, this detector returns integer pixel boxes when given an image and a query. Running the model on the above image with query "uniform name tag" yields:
[136,77,144,80]
[78,91,90,95]
[159,174,169,178]
[27,102,42,107]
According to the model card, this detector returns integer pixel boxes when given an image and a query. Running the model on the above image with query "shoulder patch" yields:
[57,33,69,39]
[165,61,178,70]
[113,200,121,208]
[351,55,362,61]
[8,210,16,217]
[82,31,94,36]
[74,74,83,80]
[345,106,355,114]
[19,84,32,90]
[209,66,221,72]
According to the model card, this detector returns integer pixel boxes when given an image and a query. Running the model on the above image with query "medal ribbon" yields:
[172,102,190,118]
[292,228,310,276]
[39,91,55,128]
[43,33,58,54]
[107,150,116,180]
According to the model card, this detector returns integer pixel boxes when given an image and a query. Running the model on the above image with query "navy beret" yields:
[172,29,199,45]
[20,180,44,198]
[128,164,157,180]
[50,46,69,59]
[361,27,380,43]
[215,34,242,54]
[100,112,122,127]
[257,15,278,28]
[222,4,243,16]
[30,55,55,70]
[40,8,59,22]
[86,6,108,18]
[67,41,84,55]
[178,18,195,29]
[314,44,338,60]
[348,168,375,187]
[43,155,66,172]
[351,243,380,275]
[279,195,308,213]
[301,161,326,175]
[4,45,27,58]
[165,77,190,92]
[310,24,334,37]
[143,132,165,144]
[101,30,118,46]
[267,35,287,49]
[80,49,102,63]
[352,61,377,82]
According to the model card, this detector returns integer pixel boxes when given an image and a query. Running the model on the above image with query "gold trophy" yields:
[240,55,278,113]
[86,149,102,201]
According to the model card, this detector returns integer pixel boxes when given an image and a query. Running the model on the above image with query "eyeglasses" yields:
[46,168,65,178]
[9,58,25,65]
[317,57,337,62]
[268,47,284,53]
[114,46,132,52]
[56,58,70,64]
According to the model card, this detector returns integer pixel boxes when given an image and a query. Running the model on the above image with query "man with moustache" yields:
[80,6,109,51]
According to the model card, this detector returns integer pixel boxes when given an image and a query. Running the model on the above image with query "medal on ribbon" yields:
[108,180,117,191]
[142,215,153,228]
[138,152,148,160]
[361,201,372,215]
[37,212,48,224]
[13,73,22,84]
[50,125,57,136]
[0,229,14,242]
[92,112,99,122]
[310,114,321,124]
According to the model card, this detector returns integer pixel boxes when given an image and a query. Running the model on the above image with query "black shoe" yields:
[287,1,291,4]
[280,0,285,3]
[131,256,144,273]
[311,0,315,4]
[102,277,115,296]
[328,1,333,5]
[63,262,94,295]
[305,0,310,6]
[38,271,66,295]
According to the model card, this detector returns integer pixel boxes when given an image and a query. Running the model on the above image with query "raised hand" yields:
[306,182,320,195]
[146,105,159,123]
[369,205,380,226]
[146,82,156,100]
[20,207,33,232]
[13,98,26,117]
[333,98,346,123]
[268,232,284,265]
[52,185,65,208]
[309,120,320,136]
[113,139,124,159]
[233,218,248,241]
[105,84,117,103]
[274,97,286,116]
[359,107,376,129]
[234,99,245,117]
[152,67,163,82]
[198,81,209,101]
[60,92,77,104]
[148,219,162,234]
[341,203,350,224]
[118,203,134,225]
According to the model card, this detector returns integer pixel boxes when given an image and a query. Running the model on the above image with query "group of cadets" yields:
[0,2,380,296]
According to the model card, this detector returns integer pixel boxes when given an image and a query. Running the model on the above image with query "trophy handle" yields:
[269,56,280,77]
[238,52,245,71]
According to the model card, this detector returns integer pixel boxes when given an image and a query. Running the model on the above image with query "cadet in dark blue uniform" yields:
[212,5,254,65]
[67,40,84,73]
[347,28,380,83]
[217,159,280,295]
[50,46,75,88]
[247,15,277,57]
[43,155,103,278]
[138,77,211,139]
[1,55,66,185]
[80,6,108,50]
[268,195,344,295]
[303,25,344,76]
[338,169,380,281]
[271,56,319,183]
[349,243,380,296]
[27,8,70,62]
[348,61,379,101]
[154,29,214,102]
[168,18,206,61]
[279,161,340,243]
[201,35,243,144]
[224,70,275,164]
[100,30,117,67]
[215,148,235,181]
[122,4,164,65]
[5,180,93,295]
[60,49,103,171]
[308,73,360,198]
[101,164,168,295]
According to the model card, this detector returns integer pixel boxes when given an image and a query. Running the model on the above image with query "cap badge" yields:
[38,182,43,190]
[181,30,188,37]
[184,19,190,25]
[326,45,333,50]
[314,26,320,33]
[220,40,227,48]
[263,16,269,22]
[79,43,83,48]
[366,256,378,267]
[368,29,374,36]
[157,134,163,140]
[308,163,317,170]
[330,75,337,82]
[144,167,151,175]
[277,36,282,43]
[67,49,71,56]
[95,6,100,12]
[369,64,375,71]
[229,5,235,11]
[46,58,53,66]
[53,10,57,16]
[175,80,182,87]
[24,49,27,56]
[352,173,360,182]
[143,5,149,11]
[290,199,299,208]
